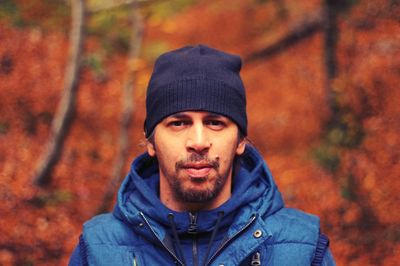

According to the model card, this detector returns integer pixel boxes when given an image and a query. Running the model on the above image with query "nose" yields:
[185,123,211,154]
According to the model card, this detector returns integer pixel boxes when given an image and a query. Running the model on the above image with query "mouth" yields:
[181,163,213,178]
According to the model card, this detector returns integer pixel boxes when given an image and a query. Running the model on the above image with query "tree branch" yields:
[33,0,85,186]
[245,9,325,63]
[87,0,162,14]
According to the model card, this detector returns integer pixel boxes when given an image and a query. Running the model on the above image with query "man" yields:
[69,45,335,265]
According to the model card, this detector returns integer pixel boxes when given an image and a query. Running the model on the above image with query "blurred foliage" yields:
[0,0,24,27]
[142,41,170,61]
[84,0,199,55]
[313,143,341,172]
[82,53,107,81]
[28,190,74,208]
[38,111,54,126]
[87,7,132,54]
[313,76,365,173]
[340,174,357,201]
[146,0,199,18]
[0,0,69,30]
[313,109,364,172]
[1,0,399,265]
[0,121,10,134]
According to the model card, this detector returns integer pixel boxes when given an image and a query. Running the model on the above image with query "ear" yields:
[235,138,246,155]
[146,140,156,157]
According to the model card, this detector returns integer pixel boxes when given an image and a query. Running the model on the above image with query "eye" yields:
[205,119,226,130]
[167,120,190,128]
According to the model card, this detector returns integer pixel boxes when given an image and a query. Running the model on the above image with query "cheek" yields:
[156,141,183,165]
[214,138,239,162]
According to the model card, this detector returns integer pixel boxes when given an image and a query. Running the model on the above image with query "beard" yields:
[160,153,230,203]
[170,175,226,203]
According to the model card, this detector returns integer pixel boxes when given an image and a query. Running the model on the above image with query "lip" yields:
[185,167,212,178]
[183,162,213,169]
[182,163,213,178]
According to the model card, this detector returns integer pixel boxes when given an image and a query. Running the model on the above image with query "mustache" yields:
[175,153,220,169]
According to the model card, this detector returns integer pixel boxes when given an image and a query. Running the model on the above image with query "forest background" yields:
[0,0,399,265]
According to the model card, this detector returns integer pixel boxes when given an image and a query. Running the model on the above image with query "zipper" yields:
[188,212,198,234]
[250,251,261,265]
[193,237,198,266]
[204,215,257,266]
[139,212,185,266]
[188,212,198,266]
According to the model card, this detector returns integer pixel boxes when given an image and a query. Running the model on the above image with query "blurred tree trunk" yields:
[323,0,381,237]
[323,0,339,113]
[97,1,144,214]
[33,0,85,186]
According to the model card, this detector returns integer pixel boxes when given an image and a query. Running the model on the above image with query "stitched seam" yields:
[88,243,149,248]
[266,241,316,246]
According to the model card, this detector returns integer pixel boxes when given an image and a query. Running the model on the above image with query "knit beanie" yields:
[144,44,247,137]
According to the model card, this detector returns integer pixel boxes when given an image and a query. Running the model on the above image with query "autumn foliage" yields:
[0,0,399,265]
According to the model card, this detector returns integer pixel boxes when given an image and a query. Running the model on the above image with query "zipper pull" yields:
[250,251,261,265]
[188,212,198,235]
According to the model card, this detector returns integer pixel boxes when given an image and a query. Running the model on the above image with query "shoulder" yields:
[83,213,116,226]
[83,213,124,231]
[270,207,320,227]
[263,207,320,245]
[81,213,136,245]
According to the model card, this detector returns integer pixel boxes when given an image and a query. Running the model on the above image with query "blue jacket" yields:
[70,146,335,265]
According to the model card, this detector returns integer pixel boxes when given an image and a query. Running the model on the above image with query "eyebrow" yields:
[204,113,224,119]
[168,113,191,119]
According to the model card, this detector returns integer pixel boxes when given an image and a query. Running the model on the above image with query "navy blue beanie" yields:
[144,44,247,137]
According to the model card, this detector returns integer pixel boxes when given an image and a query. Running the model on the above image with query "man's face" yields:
[146,111,246,210]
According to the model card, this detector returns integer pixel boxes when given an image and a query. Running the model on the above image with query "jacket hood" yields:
[113,145,284,240]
